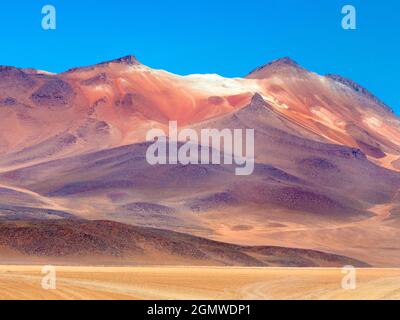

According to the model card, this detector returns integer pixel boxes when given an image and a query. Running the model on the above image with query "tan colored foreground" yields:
[0,266,400,300]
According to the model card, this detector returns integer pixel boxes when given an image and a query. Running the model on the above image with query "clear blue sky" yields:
[0,0,399,113]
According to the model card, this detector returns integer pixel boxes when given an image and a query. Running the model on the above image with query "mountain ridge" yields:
[0,55,400,266]
[0,219,370,267]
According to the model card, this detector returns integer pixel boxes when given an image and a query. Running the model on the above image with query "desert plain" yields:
[0,265,400,300]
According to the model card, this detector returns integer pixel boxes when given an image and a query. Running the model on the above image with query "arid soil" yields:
[0,266,399,300]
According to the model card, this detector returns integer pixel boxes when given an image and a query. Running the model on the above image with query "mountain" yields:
[0,220,369,267]
[0,56,399,267]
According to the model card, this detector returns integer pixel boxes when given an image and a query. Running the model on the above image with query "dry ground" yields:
[0,266,400,300]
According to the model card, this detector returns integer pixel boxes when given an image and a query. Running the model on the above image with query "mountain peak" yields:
[251,92,266,104]
[238,93,271,114]
[269,57,300,67]
[101,55,141,66]
[245,57,303,79]
[63,55,141,73]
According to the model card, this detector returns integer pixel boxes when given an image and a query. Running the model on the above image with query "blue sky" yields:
[0,0,399,113]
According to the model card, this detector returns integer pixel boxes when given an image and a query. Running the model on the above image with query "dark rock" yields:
[31,78,75,107]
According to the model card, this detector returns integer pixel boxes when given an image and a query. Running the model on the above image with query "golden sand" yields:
[0,266,399,300]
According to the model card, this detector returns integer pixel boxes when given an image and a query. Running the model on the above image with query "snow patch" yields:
[364,116,383,128]
[177,74,263,95]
